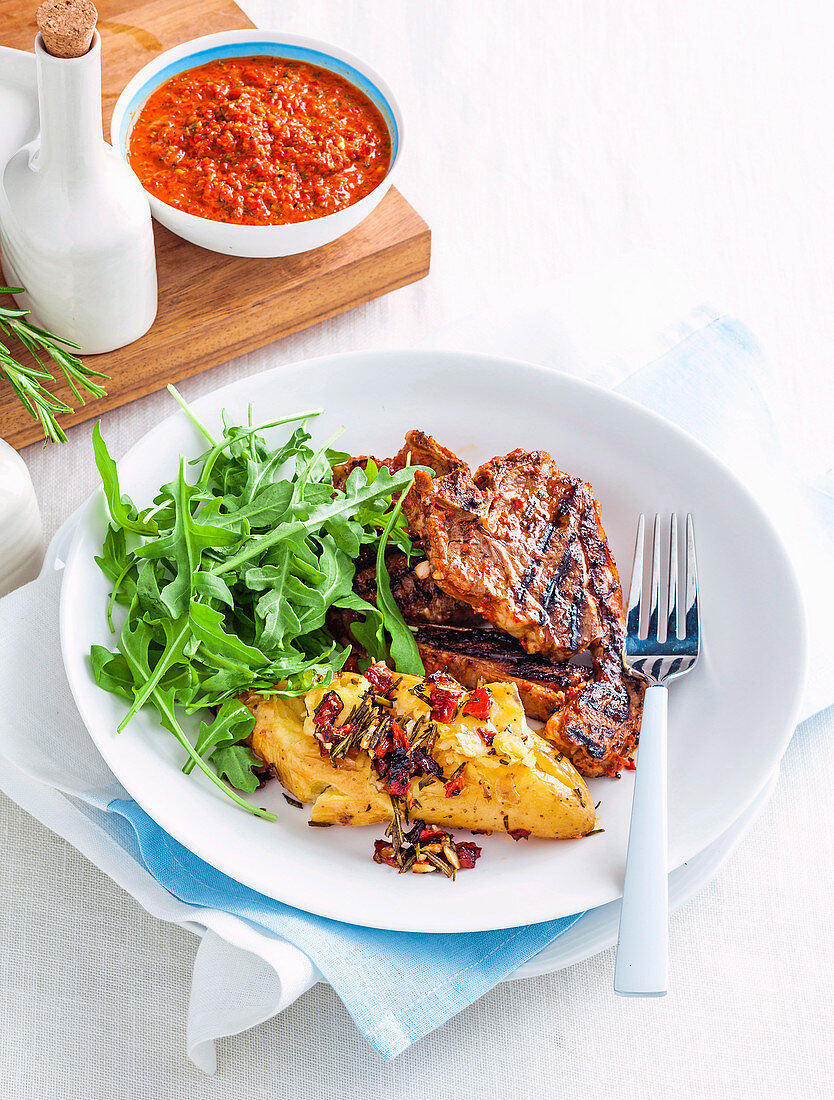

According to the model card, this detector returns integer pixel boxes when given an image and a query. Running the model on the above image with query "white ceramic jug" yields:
[0,32,157,353]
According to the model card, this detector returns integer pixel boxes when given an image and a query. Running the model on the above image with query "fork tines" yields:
[625,514,700,678]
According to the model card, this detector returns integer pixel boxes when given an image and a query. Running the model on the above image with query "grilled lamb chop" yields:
[353,550,484,628]
[415,625,586,721]
[333,430,465,548]
[415,624,642,777]
[388,429,465,479]
[406,447,625,661]
[541,648,643,778]
[332,429,464,505]
[331,432,643,776]
[326,548,484,658]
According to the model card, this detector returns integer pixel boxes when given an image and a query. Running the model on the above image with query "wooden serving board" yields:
[0,0,430,449]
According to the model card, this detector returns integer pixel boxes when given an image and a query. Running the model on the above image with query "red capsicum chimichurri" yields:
[128,56,392,226]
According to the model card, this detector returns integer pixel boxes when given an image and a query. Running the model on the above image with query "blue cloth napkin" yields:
[20,313,833,1060]
[100,798,582,1059]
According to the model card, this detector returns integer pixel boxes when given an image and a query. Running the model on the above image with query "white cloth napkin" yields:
[0,253,829,1071]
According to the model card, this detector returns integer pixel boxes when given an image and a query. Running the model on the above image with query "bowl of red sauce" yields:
[111,31,402,257]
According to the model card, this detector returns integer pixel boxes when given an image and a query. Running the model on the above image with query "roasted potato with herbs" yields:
[248,669,597,839]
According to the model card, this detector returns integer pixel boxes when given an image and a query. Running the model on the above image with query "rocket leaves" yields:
[91,422,158,537]
[90,390,424,819]
[372,484,425,675]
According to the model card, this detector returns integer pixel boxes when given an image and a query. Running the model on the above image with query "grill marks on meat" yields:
[415,625,588,721]
[409,448,624,661]
[542,642,643,778]
[415,625,643,777]
[330,430,644,777]
[387,430,467,542]
[398,434,643,777]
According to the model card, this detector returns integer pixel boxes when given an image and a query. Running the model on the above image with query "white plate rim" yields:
[196,764,780,981]
[59,348,808,932]
[36,518,784,980]
[509,763,780,978]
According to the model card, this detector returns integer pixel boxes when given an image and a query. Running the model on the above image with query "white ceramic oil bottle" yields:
[0,3,157,354]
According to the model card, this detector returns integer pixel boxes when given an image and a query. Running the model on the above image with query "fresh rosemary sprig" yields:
[0,286,109,443]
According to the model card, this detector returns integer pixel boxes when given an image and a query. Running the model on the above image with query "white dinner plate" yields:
[60,350,806,933]
[196,766,780,982]
[512,764,779,978]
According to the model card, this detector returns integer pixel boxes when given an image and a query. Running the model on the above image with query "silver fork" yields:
[614,513,700,996]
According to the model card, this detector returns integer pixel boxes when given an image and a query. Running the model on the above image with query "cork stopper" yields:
[37,0,97,58]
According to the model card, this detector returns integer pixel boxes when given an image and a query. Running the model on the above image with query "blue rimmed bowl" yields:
[110,31,403,258]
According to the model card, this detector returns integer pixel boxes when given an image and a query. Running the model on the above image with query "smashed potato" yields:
[249,669,596,839]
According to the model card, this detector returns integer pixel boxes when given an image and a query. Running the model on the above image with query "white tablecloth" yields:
[4,1,834,1096]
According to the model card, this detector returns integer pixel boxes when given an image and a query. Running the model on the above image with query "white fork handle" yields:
[614,684,668,996]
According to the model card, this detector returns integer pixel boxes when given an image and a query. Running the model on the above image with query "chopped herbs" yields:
[373,820,482,879]
[319,671,482,877]
[314,668,442,796]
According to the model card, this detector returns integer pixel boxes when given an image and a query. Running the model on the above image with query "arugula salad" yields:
[90,388,425,820]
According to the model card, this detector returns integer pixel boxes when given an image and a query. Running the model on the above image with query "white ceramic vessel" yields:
[60,350,807,933]
[0,438,43,597]
[0,46,38,167]
[0,33,157,354]
[110,31,404,258]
